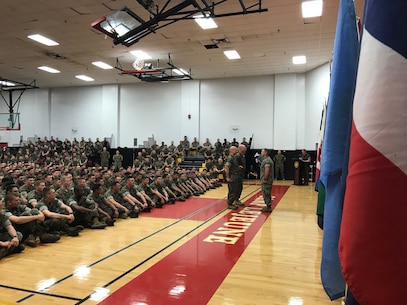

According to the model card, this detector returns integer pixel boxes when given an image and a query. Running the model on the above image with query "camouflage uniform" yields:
[260,156,274,207]
[225,154,240,207]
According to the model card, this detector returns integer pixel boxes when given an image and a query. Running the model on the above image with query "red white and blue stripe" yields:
[339,1,407,304]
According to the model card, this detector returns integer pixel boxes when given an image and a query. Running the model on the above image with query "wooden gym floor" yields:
[0,180,342,305]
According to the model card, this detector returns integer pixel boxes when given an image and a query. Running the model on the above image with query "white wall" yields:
[180,80,200,142]
[305,63,331,149]
[274,74,300,150]
[2,65,330,150]
[50,86,107,140]
[120,82,182,147]
[200,76,274,149]
[101,85,119,147]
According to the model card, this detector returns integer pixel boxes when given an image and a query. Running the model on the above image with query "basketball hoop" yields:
[0,114,21,130]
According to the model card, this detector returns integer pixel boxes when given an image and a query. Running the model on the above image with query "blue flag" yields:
[319,0,360,300]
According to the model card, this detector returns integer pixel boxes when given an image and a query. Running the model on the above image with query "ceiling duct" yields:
[204,44,219,49]
[92,0,268,47]
[46,52,66,60]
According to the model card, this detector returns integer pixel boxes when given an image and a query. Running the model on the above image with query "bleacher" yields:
[178,155,205,169]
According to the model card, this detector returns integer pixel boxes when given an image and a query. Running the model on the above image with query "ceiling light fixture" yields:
[38,66,60,73]
[224,50,241,60]
[173,68,189,76]
[301,0,323,18]
[0,80,16,86]
[193,15,218,29]
[75,75,94,82]
[27,34,59,46]
[92,61,113,69]
[130,50,152,59]
[292,55,307,64]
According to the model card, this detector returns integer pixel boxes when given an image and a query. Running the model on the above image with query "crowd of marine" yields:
[0,135,250,259]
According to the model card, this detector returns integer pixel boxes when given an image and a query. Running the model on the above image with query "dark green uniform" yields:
[260,156,274,207]
[235,152,246,201]
[225,154,240,206]
[0,211,23,259]
[100,150,110,168]
[112,153,123,170]
[300,152,311,185]
[56,187,74,205]
[273,153,286,180]
[36,199,76,235]
[4,204,37,242]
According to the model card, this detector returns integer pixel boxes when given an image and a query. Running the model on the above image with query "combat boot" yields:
[227,204,238,210]
[90,217,107,229]
[39,233,61,243]
[128,211,139,218]
[261,206,272,212]
[234,200,244,206]
[24,234,38,247]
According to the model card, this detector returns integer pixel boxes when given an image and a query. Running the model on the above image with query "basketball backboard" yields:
[0,113,21,130]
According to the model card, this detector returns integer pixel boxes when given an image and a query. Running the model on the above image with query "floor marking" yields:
[96,186,289,305]
[8,185,263,304]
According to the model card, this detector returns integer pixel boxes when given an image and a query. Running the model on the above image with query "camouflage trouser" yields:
[43,218,71,233]
[101,159,109,168]
[13,221,36,241]
[0,231,23,259]
[98,203,115,218]
[72,211,92,227]
[275,164,284,179]
[227,175,240,205]
[236,176,244,199]
[261,182,273,206]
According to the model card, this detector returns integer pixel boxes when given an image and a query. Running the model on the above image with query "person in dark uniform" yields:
[299,149,311,185]
[235,144,247,206]
[260,149,274,212]
[224,146,239,209]
[88,184,117,226]
[68,186,107,229]
[181,136,190,156]
[273,150,286,180]
[241,137,249,147]
[4,188,60,247]
[190,137,200,155]
[37,187,82,237]
[112,150,123,171]
[100,147,110,169]
[0,198,24,259]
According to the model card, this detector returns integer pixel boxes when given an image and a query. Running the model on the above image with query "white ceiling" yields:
[0,0,364,88]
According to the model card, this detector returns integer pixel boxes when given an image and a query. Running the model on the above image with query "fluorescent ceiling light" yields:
[302,0,323,18]
[292,55,307,64]
[27,34,59,46]
[130,50,152,59]
[38,66,60,73]
[173,68,188,76]
[75,75,94,82]
[0,80,15,86]
[92,61,113,69]
[224,50,241,60]
[193,15,218,29]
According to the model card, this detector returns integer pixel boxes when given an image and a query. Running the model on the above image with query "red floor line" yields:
[98,185,289,305]
[146,184,261,221]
